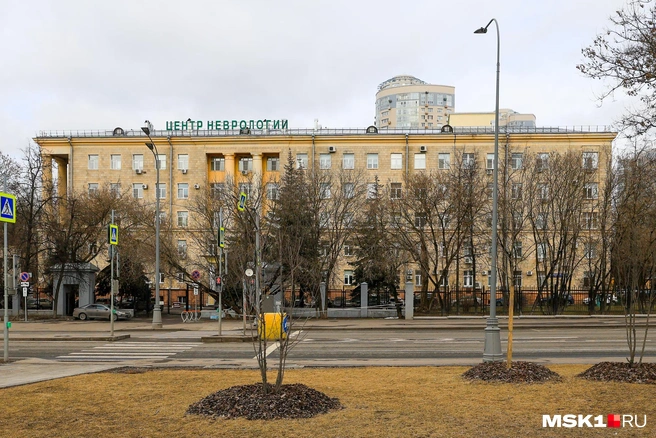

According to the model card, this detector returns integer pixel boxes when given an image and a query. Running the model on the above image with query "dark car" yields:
[538,293,574,306]
[27,298,53,310]
[452,294,483,309]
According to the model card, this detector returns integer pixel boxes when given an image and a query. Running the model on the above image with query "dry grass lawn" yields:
[1,365,654,437]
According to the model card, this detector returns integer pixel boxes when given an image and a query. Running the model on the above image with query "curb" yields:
[11,334,131,342]
[201,335,258,343]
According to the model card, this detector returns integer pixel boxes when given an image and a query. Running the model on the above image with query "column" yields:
[252,153,263,177]
[224,153,234,184]
[404,281,414,320]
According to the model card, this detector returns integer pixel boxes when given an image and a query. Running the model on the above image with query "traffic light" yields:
[216,276,221,286]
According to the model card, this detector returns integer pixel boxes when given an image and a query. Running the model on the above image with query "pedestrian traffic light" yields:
[216,276,222,286]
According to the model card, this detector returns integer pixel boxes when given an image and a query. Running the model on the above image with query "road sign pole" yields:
[110,210,115,337]
[3,178,9,362]
[218,207,223,336]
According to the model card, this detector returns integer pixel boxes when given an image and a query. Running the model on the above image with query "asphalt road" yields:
[9,326,653,366]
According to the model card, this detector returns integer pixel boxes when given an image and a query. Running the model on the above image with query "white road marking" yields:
[252,330,301,360]
[57,342,201,362]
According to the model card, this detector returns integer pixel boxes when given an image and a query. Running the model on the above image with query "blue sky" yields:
[0,0,633,158]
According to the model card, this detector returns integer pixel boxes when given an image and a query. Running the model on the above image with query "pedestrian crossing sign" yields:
[0,192,16,223]
[108,224,119,245]
[238,192,247,211]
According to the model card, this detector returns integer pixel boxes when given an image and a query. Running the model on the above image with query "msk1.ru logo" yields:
[542,414,646,428]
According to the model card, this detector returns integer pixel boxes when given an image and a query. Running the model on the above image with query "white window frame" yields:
[156,183,166,199]
[391,153,403,170]
[344,270,355,285]
[319,153,331,170]
[463,270,474,287]
[88,183,99,195]
[343,153,355,170]
[157,154,166,170]
[177,240,187,257]
[367,153,378,169]
[367,183,378,199]
[177,183,189,199]
[414,153,426,170]
[537,243,547,261]
[343,182,355,199]
[582,152,599,170]
[462,153,474,168]
[177,211,189,228]
[390,182,402,199]
[88,155,99,170]
[511,153,523,170]
[266,183,279,200]
[584,183,598,200]
[320,183,331,199]
[238,157,253,172]
[297,153,308,169]
[110,154,121,170]
[132,183,143,199]
[132,154,144,171]
[486,153,495,170]
[267,157,279,171]
[177,154,189,171]
[537,153,549,171]
[438,153,450,169]
[211,157,225,171]
[110,183,121,196]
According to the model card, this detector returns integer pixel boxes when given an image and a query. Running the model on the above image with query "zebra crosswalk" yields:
[56,341,201,362]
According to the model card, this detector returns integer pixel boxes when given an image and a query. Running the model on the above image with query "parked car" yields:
[452,294,483,308]
[537,293,574,306]
[27,298,53,310]
[583,294,618,305]
[73,304,130,321]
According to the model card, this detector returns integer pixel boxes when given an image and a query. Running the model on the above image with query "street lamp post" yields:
[475,19,503,361]
[142,121,163,329]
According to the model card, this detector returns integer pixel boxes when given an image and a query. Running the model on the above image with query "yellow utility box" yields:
[258,312,289,341]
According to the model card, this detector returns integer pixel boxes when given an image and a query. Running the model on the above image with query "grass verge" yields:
[0,365,654,437]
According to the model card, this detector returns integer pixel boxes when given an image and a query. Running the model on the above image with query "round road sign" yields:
[20,272,29,282]
[191,270,201,281]
[245,268,254,277]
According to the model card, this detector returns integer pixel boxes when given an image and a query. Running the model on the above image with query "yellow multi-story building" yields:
[36,122,616,307]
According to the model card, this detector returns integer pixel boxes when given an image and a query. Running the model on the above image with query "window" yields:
[391,153,403,170]
[157,154,166,170]
[390,182,402,199]
[177,211,189,228]
[583,212,599,229]
[266,183,279,200]
[487,183,494,199]
[463,270,473,287]
[462,153,475,168]
[177,154,188,170]
[320,212,330,228]
[367,153,378,169]
[156,183,166,199]
[536,213,547,230]
[159,272,165,284]
[414,153,426,170]
[538,183,549,200]
[211,157,225,171]
[177,240,187,258]
[537,271,546,287]
[415,213,427,228]
[110,183,121,197]
[343,212,354,228]
[157,211,166,226]
[486,153,495,170]
[320,183,331,199]
[343,182,355,199]
[238,157,253,172]
[177,183,189,199]
[415,272,422,287]
[211,183,225,198]
[415,187,427,199]
[367,183,378,199]
[513,241,523,258]
[513,212,523,229]
[513,270,522,288]
[439,274,448,287]
[319,153,331,170]
[582,152,599,170]
[511,153,523,170]
[537,153,549,172]
[343,153,355,169]
[132,154,144,170]
[344,270,354,285]
[297,153,308,169]
[583,271,594,288]
[438,153,450,169]
[537,243,547,261]
[132,183,143,199]
[584,183,598,200]
[511,183,522,200]
[88,183,99,195]
[267,157,279,171]
[239,183,251,197]
[344,245,354,256]
[584,242,596,259]
[88,155,99,170]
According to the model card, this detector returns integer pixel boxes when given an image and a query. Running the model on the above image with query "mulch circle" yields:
[462,361,562,383]
[578,361,656,384]
[186,383,342,420]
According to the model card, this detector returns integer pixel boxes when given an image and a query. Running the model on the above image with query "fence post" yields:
[360,282,368,318]
[405,282,414,319]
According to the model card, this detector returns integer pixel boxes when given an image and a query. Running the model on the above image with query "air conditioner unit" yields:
[135,169,142,175]
[241,170,250,175]
[481,271,488,276]
[194,184,200,189]
[420,145,427,153]
[142,184,148,190]
[486,169,493,174]
[526,270,533,276]
[464,257,473,264]
[475,282,482,289]
[181,169,188,174]
[328,146,337,153]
